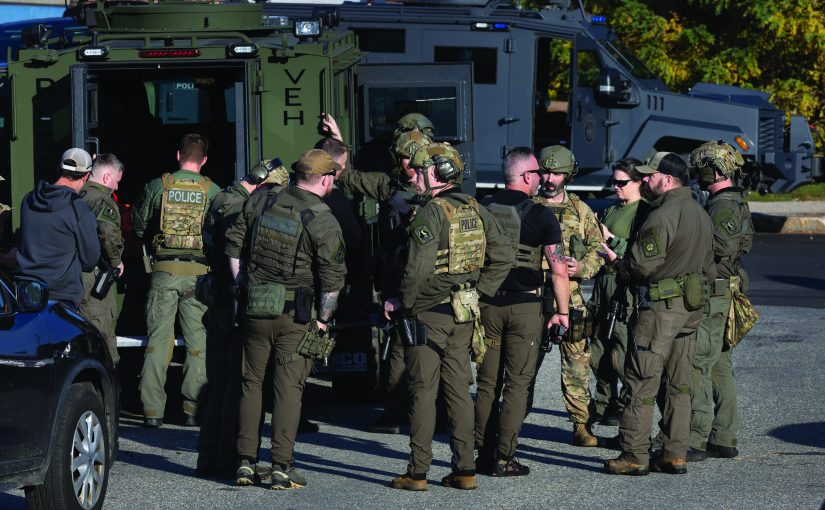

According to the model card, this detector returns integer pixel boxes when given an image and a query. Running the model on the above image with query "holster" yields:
[91,266,118,300]
[194,274,214,306]
[294,286,314,324]
[398,315,427,347]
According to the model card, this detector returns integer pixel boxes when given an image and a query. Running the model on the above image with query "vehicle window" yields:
[147,78,235,126]
[366,85,458,139]
[353,28,405,53]
[0,279,12,316]
[434,46,497,84]
[534,37,571,150]
[576,50,601,88]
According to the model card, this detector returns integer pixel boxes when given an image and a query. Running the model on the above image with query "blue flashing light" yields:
[493,23,508,30]
[591,15,607,24]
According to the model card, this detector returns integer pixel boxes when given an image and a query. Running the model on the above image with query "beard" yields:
[540,181,563,198]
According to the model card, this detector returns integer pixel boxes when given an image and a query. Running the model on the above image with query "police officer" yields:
[225,149,346,489]
[588,158,651,426]
[394,112,435,139]
[532,145,604,447]
[686,141,753,461]
[133,134,221,428]
[383,143,512,491]
[79,153,125,365]
[196,159,286,478]
[474,147,569,476]
[602,152,715,476]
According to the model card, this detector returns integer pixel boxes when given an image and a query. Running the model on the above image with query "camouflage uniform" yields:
[533,192,604,425]
[79,181,124,364]
[133,169,220,420]
[197,179,250,476]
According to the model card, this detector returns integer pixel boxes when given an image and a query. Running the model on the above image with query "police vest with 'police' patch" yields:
[158,173,211,251]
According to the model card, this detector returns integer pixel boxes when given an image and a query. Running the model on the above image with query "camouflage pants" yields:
[560,335,592,424]
[140,270,208,419]
[80,270,119,364]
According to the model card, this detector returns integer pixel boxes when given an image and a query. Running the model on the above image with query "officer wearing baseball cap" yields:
[225,148,345,490]
[16,148,100,307]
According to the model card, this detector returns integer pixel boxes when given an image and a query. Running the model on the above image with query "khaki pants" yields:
[474,300,541,460]
[237,314,312,468]
[140,270,208,418]
[618,300,699,465]
[405,310,475,475]
[80,270,119,364]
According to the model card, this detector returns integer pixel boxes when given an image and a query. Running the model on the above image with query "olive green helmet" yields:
[394,130,432,159]
[690,140,745,178]
[394,113,435,137]
[410,142,465,184]
[538,145,578,175]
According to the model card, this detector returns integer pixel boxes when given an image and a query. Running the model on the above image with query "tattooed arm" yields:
[317,290,341,331]
[544,242,570,327]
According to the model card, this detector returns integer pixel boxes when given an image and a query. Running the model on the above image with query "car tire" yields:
[25,382,110,510]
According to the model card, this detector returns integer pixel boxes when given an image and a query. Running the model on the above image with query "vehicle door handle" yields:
[498,117,520,126]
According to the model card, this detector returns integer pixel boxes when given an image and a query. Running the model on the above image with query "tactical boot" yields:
[390,472,427,491]
[604,454,649,476]
[493,457,530,477]
[235,460,257,486]
[650,456,688,475]
[441,471,478,490]
[474,451,496,476]
[706,443,739,458]
[270,465,307,489]
[600,412,621,427]
[572,423,598,447]
[143,417,163,428]
[183,414,198,427]
[686,447,709,463]
[368,409,406,435]
[297,417,320,434]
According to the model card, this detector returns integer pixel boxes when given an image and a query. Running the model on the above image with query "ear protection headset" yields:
[248,158,282,185]
[432,153,459,182]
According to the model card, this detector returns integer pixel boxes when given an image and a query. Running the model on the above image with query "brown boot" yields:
[604,454,650,476]
[441,472,478,490]
[573,423,598,447]
[651,456,687,474]
[390,473,427,491]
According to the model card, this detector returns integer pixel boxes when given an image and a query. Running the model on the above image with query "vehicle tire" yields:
[25,382,110,510]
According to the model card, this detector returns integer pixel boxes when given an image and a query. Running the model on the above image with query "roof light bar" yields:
[138,49,201,58]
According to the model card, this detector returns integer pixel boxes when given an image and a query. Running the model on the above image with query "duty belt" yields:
[711,275,740,298]
[494,289,540,297]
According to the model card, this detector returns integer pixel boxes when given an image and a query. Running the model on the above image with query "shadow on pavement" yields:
[768,421,825,449]
[515,443,606,473]
[764,275,825,291]
[115,449,198,478]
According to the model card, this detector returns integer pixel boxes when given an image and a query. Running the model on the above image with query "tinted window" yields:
[353,28,405,53]
[366,86,458,139]
[576,50,601,88]
[434,46,497,84]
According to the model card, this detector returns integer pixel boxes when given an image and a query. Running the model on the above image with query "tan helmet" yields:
[394,130,432,159]
[410,142,465,184]
[690,140,745,178]
[538,145,577,176]
[394,113,435,137]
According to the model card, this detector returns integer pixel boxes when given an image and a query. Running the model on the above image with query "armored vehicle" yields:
[274,0,821,192]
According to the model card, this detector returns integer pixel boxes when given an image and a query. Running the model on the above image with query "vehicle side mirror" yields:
[15,278,49,314]
[0,280,15,318]
[596,68,633,105]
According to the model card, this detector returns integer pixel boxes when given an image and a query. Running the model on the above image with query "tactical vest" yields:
[249,192,329,279]
[158,173,211,251]
[481,197,542,270]
[431,195,486,275]
[539,193,588,260]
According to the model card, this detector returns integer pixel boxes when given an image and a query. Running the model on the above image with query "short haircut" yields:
[502,146,535,184]
[614,157,644,181]
[57,169,87,181]
[179,134,209,163]
[294,172,324,185]
[92,153,124,177]
[314,137,348,161]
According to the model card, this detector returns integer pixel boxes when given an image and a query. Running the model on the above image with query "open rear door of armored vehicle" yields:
[355,63,476,194]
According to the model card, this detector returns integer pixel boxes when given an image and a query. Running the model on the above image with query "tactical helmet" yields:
[538,145,577,175]
[394,130,432,159]
[394,113,435,137]
[248,158,289,186]
[690,140,744,178]
[410,142,465,184]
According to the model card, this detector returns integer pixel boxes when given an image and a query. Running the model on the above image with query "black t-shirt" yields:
[483,189,561,301]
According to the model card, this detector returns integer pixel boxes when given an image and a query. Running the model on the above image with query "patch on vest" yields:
[260,213,299,236]
[639,227,661,258]
[413,223,435,246]
[166,189,204,205]
[459,216,478,232]
[713,209,739,236]
[330,240,346,264]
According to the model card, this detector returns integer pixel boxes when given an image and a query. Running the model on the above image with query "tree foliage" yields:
[529,0,825,149]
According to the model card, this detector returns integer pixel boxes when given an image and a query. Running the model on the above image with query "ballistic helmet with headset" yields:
[690,140,744,187]
[394,130,432,159]
[538,145,578,178]
[394,113,435,138]
[248,158,288,186]
[410,142,465,189]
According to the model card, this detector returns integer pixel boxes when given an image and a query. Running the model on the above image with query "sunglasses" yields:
[521,169,542,177]
[321,168,338,177]
[612,179,631,188]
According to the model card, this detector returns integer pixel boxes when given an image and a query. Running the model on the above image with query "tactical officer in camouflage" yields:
[133,134,221,428]
[685,141,753,462]
[602,152,715,476]
[474,147,569,477]
[531,145,604,447]
[225,149,346,490]
[394,112,435,139]
[79,153,125,365]
[383,143,512,492]
[588,158,651,426]
[196,159,286,478]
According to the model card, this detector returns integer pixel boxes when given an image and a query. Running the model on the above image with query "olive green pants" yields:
[237,314,312,468]
[80,269,119,365]
[589,313,630,418]
[197,295,242,475]
[383,331,408,412]
[619,302,698,465]
[140,270,208,418]
[690,295,733,449]
[405,310,475,475]
[709,347,739,447]
[474,300,541,460]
